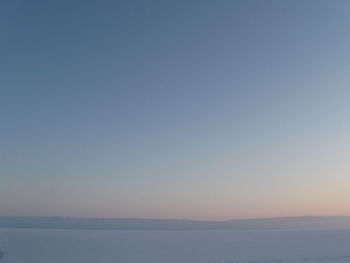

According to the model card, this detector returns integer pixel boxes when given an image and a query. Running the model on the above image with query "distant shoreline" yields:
[1,216,350,231]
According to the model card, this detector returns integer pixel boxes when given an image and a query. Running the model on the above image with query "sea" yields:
[1,228,350,263]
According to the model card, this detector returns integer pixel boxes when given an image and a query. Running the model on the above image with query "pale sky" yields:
[1,0,350,220]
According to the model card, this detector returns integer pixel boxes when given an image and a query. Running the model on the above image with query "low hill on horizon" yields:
[1,216,350,230]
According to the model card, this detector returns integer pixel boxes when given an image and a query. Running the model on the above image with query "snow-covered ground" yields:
[1,228,350,263]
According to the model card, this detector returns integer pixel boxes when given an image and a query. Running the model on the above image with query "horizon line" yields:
[1,215,350,222]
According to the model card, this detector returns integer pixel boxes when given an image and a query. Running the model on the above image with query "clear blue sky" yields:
[1,0,350,219]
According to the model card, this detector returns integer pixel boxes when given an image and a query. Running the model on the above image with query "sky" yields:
[1,0,350,220]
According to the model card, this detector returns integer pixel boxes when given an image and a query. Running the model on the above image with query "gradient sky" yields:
[1,0,350,220]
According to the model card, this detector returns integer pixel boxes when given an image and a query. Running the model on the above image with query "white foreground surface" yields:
[1,228,350,263]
